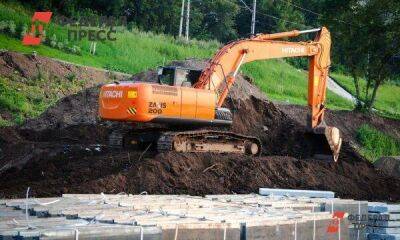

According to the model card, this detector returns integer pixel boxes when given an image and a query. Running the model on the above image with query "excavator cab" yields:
[157,66,202,87]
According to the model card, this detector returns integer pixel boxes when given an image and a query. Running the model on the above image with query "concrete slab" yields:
[259,188,335,198]
[369,213,400,221]
[369,203,400,213]
[367,227,400,234]
[349,226,367,240]
[369,221,400,228]
[367,233,400,240]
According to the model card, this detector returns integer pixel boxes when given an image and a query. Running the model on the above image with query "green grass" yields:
[243,60,354,110]
[331,73,400,118]
[0,30,217,74]
[0,71,91,126]
[0,77,34,126]
[356,124,400,162]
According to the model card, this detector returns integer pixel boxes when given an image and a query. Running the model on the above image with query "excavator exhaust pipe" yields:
[309,125,342,162]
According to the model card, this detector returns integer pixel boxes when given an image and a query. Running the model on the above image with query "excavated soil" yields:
[1,54,400,201]
[1,151,399,201]
[0,50,127,84]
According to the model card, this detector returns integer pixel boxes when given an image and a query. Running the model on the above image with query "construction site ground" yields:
[0,52,400,201]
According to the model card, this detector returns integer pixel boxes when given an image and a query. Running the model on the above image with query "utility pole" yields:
[185,0,190,41]
[251,0,256,35]
[178,0,185,37]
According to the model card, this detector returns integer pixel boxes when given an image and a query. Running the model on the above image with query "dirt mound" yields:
[277,104,400,141]
[1,57,400,201]
[1,150,399,201]
[0,51,127,83]
[21,87,100,132]
[374,156,400,179]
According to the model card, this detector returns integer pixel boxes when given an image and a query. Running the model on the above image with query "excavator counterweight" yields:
[99,27,342,161]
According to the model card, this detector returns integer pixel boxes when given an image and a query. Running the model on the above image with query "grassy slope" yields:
[332,73,400,118]
[357,124,400,162]
[0,65,92,126]
[243,61,353,110]
[0,2,217,72]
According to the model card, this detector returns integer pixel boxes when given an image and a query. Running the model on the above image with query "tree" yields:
[322,0,400,111]
[235,0,307,37]
[191,0,239,42]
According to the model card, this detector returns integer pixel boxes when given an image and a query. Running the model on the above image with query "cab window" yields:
[175,68,189,86]
[159,68,174,85]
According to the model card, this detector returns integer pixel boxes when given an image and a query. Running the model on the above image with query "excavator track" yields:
[157,130,262,156]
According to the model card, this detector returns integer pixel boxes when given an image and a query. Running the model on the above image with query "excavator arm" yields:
[195,27,342,161]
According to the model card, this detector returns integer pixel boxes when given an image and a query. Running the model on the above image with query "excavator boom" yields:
[195,28,329,128]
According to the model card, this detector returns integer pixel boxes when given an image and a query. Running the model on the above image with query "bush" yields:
[64,44,81,55]
[19,24,28,39]
[57,41,64,50]
[0,20,16,36]
[65,72,76,81]
[356,124,400,162]
[72,45,81,55]
[41,29,47,42]
[44,33,82,55]
[7,21,16,35]
[0,21,7,31]
[49,34,57,47]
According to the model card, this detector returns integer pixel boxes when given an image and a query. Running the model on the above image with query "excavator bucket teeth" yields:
[309,126,342,162]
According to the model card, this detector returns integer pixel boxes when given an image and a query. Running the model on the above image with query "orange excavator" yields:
[99,27,342,161]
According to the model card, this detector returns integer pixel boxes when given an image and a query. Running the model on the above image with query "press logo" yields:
[326,211,345,233]
[22,12,53,46]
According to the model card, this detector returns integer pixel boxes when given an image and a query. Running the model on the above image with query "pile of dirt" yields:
[278,104,400,142]
[1,57,400,201]
[1,150,399,201]
[0,51,127,84]
[374,157,400,179]
[21,87,99,132]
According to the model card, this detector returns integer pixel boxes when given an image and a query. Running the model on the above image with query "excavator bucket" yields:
[309,126,342,162]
